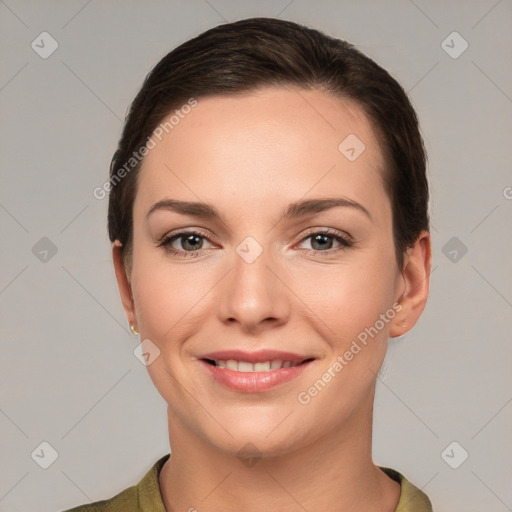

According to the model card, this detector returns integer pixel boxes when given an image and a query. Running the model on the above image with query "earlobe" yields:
[112,240,137,329]
[389,231,432,338]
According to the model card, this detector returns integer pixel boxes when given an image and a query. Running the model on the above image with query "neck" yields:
[159,390,400,512]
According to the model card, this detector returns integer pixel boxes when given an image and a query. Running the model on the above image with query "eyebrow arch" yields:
[146,197,372,223]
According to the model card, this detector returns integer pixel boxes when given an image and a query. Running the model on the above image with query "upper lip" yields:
[198,349,315,364]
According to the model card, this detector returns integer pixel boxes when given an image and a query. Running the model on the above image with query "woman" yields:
[66,16,433,512]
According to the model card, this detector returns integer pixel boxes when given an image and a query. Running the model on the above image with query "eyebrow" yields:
[146,197,372,224]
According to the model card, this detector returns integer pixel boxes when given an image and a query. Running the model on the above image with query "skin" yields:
[112,85,431,512]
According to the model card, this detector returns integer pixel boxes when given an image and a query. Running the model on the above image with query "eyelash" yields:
[157,228,354,258]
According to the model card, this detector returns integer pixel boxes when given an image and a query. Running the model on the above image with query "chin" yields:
[201,415,313,461]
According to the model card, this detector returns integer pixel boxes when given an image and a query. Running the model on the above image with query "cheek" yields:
[308,253,397,339]
[306,250,398,398]
[132,268,201,340]
[131,215,398,342]
[130,240,213,335]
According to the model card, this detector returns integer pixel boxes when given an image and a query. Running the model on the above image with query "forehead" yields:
[135,86,389,223]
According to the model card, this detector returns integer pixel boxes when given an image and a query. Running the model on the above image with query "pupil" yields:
[312,234,332,250]
[184,235,201,250]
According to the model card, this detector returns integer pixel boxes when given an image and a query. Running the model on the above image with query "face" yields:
[114,86,421,458]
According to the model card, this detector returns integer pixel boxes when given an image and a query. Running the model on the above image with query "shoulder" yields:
[62,485,137,511]
[379,466,434,512]
[61,454,170,512]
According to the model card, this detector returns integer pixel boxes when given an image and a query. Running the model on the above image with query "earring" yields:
[130,324,139,335]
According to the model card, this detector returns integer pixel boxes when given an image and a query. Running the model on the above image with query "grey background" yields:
[1,1,511,511]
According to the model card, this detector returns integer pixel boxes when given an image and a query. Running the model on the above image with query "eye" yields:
[157,228,354,258]
[297,229,353,253]
[157,230,214,258]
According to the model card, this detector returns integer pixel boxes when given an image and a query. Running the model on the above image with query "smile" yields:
[203,359,310,371]
[198,351,316,392]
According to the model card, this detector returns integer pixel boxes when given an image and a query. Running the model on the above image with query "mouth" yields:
[198,350,317,392]
[201,358,315,372]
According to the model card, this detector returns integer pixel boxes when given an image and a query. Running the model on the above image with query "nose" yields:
[216,239,291,333]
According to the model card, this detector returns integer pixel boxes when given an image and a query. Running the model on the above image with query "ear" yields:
[389,230,432,338]
[112,240,137,330]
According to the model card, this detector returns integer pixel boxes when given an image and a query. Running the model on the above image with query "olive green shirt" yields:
[63,453,433,511]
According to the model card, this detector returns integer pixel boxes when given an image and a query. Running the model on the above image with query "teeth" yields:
[214,359,300,371]
[238,361,253,372]
[226,359,238,371]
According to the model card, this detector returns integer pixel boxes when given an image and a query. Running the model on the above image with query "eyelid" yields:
[156,227,213,245]
[294,227,355,252]
[157,226,355,257]
[298,226,354,242]
[156,228,217,256]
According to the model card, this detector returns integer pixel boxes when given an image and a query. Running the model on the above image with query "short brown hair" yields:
[108,17,429,273]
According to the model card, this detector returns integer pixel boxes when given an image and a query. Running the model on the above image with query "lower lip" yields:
[200,360,314,392]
